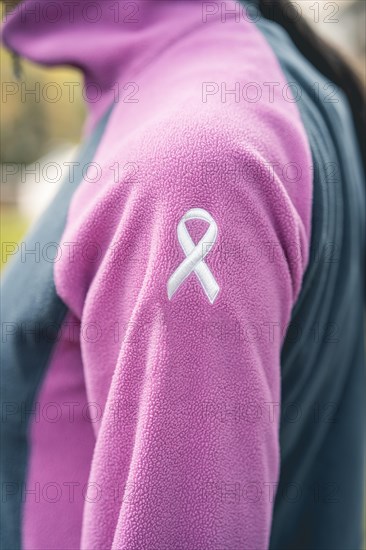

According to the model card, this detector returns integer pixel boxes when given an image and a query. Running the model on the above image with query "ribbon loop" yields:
[167,208,220,304]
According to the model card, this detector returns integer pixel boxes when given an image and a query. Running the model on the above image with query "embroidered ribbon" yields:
[167,208,219,304]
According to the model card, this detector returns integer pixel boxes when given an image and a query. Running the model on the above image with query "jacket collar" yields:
[1,0,205,129]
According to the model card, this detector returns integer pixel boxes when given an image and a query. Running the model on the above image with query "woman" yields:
[1,0,364,548]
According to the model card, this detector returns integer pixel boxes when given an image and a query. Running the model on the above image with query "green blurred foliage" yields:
[1,47,86,165]
[0,207,29,270]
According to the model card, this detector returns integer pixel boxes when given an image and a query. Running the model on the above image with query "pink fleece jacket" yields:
[3,1,312,548]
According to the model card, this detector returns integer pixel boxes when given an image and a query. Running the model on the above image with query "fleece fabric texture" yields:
[246,2,366,548]
[1,1,313,549]
[0,107,113,550]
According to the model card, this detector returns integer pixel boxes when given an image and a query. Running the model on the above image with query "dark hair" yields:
[259,0,366,176]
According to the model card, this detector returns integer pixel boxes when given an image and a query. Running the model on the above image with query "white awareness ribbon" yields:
[167,208,220,304]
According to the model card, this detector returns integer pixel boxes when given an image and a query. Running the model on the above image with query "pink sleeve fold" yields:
[55,109,312,550]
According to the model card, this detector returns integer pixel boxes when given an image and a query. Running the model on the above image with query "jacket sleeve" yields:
[55,114,312,550]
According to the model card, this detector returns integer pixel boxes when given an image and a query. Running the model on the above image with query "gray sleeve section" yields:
[241,3,365,549]
[0,107,112,550]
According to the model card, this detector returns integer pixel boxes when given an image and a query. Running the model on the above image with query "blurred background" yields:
[1,0,365,269]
